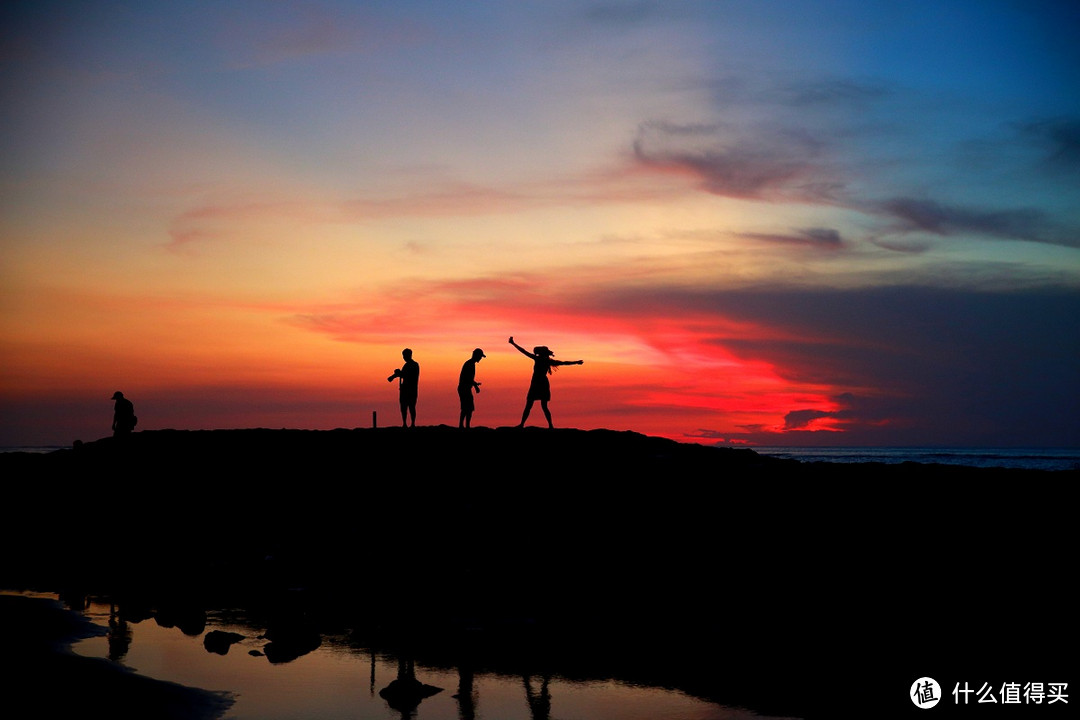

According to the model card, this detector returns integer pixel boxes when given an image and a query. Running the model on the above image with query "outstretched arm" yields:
[551,359,584,366]
[508,336,535,359]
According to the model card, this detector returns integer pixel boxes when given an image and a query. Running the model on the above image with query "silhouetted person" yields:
[509,337,583,428]
[380,653,442,718]
[388,348,420,427]
[523,674,551,720]
[111,391,137,436]
[455,663,478,720]
[458,348,485,429]
[108,602,132,662]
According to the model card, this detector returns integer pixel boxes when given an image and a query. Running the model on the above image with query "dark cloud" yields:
[868,237,932,254]
[632,101,1079,250]
[685,428,731,440]
[880,197,1078,248]
[783,409,834,430]
[737,227,844,249]
[1015,116,1080,173]
[780,393,887,435]
[597,283,1080,446]
[632,120,834,201]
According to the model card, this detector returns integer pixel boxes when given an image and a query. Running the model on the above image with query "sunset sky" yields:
[2,1,1078,448]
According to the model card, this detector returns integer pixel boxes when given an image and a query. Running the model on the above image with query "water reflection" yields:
[63,595,797,720]
[454,663,477,720]
[263,620,321,663]
[203,630,245,655]
[107,603,132,661]
[379,654,443,718]
[523,674,551,720]
[155,603,206,636]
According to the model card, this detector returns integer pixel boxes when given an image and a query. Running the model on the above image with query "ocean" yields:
[0,446,66,454]
[747,446,1080,472]
[4,443,1078,471]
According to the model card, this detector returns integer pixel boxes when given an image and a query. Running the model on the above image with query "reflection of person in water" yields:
[455,663,478,720]
[387,349,420,428]
[457,348,485,429]
[108,602,132,662]
[509,337,583,429]
[380,653,443,718]
[523,674,551,720]
[111,391,137,436]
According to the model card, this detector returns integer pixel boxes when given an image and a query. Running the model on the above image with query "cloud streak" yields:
[631,120,837,202]
[879,197,1077,248]
[736,227,845,250]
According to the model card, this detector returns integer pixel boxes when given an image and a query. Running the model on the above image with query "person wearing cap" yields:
[509,336,584,429]
[458,348,485,429]
[387,348,420,428]
[111,391,137,436]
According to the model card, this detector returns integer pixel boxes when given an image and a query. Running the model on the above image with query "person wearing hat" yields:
[458,348,485,429]
[111,391,137,436]
[508,336,583,429]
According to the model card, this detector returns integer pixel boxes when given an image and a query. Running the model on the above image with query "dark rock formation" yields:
[203,630,245,655]
[1,427,1073,719]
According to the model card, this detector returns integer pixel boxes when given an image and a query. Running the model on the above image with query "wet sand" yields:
[0,593,233,720]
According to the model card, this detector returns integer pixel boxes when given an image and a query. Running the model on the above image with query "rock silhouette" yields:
[203,630,245,655]
[1,426,1073,719]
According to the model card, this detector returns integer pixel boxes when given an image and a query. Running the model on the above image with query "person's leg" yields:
[400,403,408,427]
[540,400,553,428]
[408,403,416,427]
[518,399,534,427]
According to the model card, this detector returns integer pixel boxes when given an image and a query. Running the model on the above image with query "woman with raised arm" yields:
[509,336,584,429]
